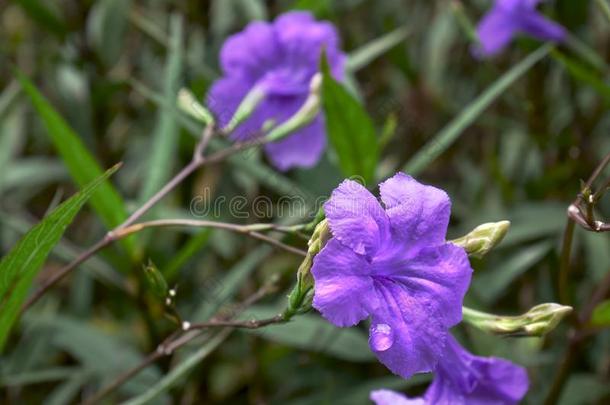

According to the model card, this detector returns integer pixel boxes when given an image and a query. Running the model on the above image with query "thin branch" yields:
[83,278,281,404]
[21,238,113,312]
[112,219,307,257]
[188,314,286,330]
[20,123,282,311]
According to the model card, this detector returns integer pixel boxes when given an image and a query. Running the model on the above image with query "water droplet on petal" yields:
[370,323,394,352]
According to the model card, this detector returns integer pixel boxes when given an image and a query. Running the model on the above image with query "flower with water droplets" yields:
[311,173,473,378]
[370,335,529,405]
[207,11,346,170]
[475,0,566,57]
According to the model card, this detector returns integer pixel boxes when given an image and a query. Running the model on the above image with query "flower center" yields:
[258,67,311,96]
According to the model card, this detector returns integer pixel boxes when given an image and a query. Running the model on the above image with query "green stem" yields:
[558,219,576,306]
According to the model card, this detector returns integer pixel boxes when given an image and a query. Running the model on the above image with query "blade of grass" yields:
[16,70,137,257]
[551,50,610,103]
[595,0,610,25]
[0,165,121,351]
[139,14,183,206]
[403,44,552,176]
[122,330,232,405]
[347,26,410,72]
[163,229,211,283]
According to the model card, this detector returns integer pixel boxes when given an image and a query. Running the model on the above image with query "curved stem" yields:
[113,220,307,257]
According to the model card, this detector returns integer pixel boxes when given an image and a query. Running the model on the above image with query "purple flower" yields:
[475,0,566,57]
[370,335,529,405]
[311,173,473,378]
[207,11,346,170]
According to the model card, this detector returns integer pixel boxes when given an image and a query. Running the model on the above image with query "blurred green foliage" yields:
[1,0,610,404]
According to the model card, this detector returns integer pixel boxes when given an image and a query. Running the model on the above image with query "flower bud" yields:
[462,303,573,337]
[451,220,510,258]
[223,85,266,134]
[177,88,215,125]
[285,219,330,317]
[264,73,322,142]
[143,260,169,299]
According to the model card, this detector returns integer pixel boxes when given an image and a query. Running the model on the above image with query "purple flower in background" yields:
[311,173,473,379]
[207,11,346,170]
[370,335,529,405]
[475,0,566,57]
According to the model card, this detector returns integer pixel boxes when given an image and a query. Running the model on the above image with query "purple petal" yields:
[311,239,378,327]
[274,11,346,80]
[370,389,425,405]
[264,115,326,170]
[475,5,520,57]
[206,76,254,130]
[520,10,567,42]
[372,243,472,328]
[369,279,448,378]
[379,173,451,249]
[425,336,529,405]
[220,21,279,79]
[324,180,389,256]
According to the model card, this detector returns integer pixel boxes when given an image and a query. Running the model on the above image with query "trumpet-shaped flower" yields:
[370,335,529,405]
[207,11,345,170]
[475,0,566,57]
[311,173,473,378]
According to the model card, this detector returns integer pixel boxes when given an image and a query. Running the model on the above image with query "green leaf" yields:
[192,247,272,321]
[321,54,379,185]
[139,14,183,205]
[16,0,67,38]
[346,27,410,73]
[591,299,610,327]
[403,44,552,176]
[123,330,232,405]
[472,241,553,304]
[16,70,136,256]
[86,0,132,67]
[243,306,374,362]
[0,164,120,351]
[551,50,610,103]
[26,314,165,399]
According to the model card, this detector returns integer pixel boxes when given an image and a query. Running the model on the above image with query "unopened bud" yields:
[286,219,330,317]
[452,221,510,258]
[178,88,215,125]
[462,303,572,337]
[224,85,266,134]
[265,73,322,142]
[143,260,169,299]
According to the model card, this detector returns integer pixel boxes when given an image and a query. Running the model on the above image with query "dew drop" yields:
[370,323,394,352]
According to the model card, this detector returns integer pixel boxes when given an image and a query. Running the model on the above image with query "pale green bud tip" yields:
[143,260,169,299]
[463,303,572,337]
[286,219,330,318]
[264,74,322,142]
[177,88,215,125]
[224,85,266,133]
[452,220,510,258]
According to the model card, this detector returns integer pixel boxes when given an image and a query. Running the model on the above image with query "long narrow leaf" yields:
[403,44,551,176]
[0,164,120,351]
[16,70,136,256]
[322,54,379,185]
[347,26,410,72]
[139,14,183,204]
